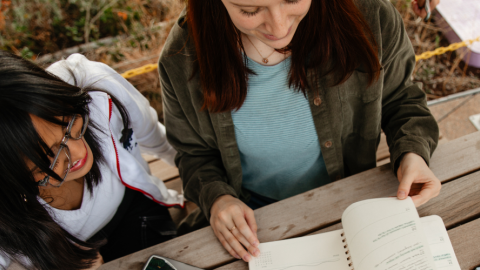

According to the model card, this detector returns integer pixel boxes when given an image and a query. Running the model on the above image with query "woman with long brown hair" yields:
[159,0,440,262]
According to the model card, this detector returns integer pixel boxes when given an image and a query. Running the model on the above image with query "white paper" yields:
[421,216,461,270]
[249,230,351,270]
[342,198,436,270]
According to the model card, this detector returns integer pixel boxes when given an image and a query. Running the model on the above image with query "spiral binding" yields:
[341,232,354,270]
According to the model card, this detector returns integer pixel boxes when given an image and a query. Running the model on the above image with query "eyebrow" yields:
[230,2,259,7]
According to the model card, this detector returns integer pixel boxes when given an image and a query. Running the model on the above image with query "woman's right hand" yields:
[210,195,260,262]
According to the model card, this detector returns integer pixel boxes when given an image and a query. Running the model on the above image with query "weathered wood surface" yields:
[449,218,480,270]
[100,131,480,270]
[164,177,182,193]
[142,154,158,163]
[215,169,480,270]
[149,159,179,182]
[376,133,390,161]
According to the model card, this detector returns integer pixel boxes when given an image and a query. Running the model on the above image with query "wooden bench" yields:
[3,133,461,270]
[101,131,480,270]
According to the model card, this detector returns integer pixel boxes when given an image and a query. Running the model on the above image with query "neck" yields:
[241,33,290,66]
[39,177,85,210]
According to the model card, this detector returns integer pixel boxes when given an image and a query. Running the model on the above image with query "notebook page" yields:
[341,198,435,270]
[421,216,461,270]
[248,230,351,270]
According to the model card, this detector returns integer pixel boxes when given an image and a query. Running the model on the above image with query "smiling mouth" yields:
[68,140,88,173]
[262,26,293,41]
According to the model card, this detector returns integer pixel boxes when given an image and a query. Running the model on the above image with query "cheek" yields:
[84,142,94,171]
[288,0,312,19]
[233,17,263,31]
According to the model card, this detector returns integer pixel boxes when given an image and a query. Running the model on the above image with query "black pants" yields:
[89,188,177,262]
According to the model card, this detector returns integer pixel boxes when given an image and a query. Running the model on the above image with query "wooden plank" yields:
[376,132,390,161]
[214,170,480,270]
[449,218,480,270]
[142,154,159,163]
[100,131,480,270]
[165,177,182,194]
[149,159,179,182]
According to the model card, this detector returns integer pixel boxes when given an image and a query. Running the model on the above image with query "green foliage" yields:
[0,0,171,58]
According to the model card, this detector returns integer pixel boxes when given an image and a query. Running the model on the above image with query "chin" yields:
[258,35,294,49]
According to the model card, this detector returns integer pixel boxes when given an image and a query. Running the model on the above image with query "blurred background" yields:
[1,0,479,124]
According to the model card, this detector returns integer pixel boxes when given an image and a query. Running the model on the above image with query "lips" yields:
[263,25,293,41]
[69,140,88,173]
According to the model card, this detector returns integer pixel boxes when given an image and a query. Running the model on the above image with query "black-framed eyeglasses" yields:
[37,114,90,187]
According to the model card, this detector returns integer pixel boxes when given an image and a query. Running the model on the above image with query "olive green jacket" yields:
[158,0,439,220]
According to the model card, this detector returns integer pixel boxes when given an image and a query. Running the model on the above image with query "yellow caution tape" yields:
[415,35,480,61]
[121,36,480,79]
[121,63,158,79]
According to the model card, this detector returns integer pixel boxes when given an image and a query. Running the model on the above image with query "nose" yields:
[264,7,290,38]
[66,138,86,165]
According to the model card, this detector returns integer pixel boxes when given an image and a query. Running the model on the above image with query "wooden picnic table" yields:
[100,131,480,270]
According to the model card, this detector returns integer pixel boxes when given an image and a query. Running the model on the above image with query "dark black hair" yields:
[0,50,130,270]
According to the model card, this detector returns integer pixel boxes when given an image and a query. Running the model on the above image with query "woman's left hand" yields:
[396,152,441,207]
[412,0,440,19]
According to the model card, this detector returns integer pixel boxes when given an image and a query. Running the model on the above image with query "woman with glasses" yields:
[0,51,183,270]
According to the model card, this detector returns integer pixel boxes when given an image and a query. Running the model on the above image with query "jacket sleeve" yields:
[378,2,439,174]
[49,54,178,167]
[0,253,10,269]
[159,62,238,219]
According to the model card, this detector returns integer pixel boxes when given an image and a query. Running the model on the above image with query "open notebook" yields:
[249,198,460,270]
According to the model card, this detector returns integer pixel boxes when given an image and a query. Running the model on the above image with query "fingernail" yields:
[243,254,251,262]
[253,249,260,257]
[398,191,406,199]
[252,241,258,247]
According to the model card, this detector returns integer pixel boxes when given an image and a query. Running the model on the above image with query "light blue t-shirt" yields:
[231,57,330,201]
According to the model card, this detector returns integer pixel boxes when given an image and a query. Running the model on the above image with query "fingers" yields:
[411,180,442,207]
[413,0,435,19]
[232,214,260,255]
[210,196,260,262]
[413,3,428,18]
[397,172,414,200]
[415,0,426,8]
[217,233,242,260]
[219,224,254,262]
[231,226,260,259]
[245,208,259,241]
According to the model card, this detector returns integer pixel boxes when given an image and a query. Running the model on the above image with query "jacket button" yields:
[324,141,333,148]
[336,175,342,180]
[314,97,322,106]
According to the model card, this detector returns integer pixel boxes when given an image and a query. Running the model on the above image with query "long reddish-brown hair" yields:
[187,0,381,113]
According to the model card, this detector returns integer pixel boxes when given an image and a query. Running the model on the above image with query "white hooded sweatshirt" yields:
[0,54,183,269]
